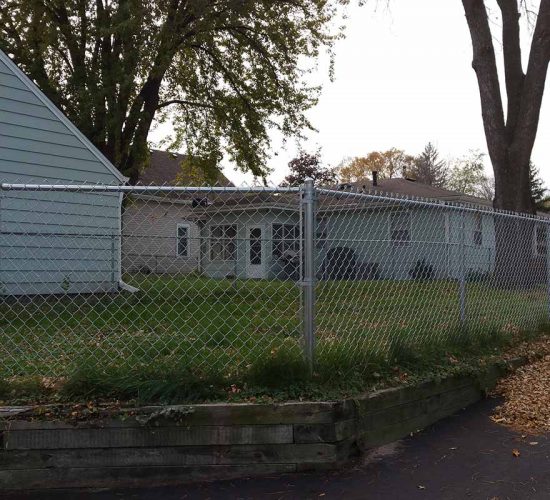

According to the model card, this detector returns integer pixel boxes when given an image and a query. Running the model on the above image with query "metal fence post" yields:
[459,211,467,328]
[302,178,316,372]
[546,224,550,321]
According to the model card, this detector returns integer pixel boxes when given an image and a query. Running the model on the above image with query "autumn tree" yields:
[0,1,344,183]
[281,150,337,187]
[338,148,415,182]
[461,0,550,213]
[410,143,449,187]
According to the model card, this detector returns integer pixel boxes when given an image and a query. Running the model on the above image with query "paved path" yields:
[5,398,550,500]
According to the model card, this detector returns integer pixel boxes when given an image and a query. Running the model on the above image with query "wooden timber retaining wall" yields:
[0,359,524,490]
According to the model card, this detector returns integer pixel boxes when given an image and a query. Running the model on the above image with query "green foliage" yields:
[245,347,311,388]
[410,142,448,188]
[2,275,550,404]
[0,1,345,182]
[63,364,228,404]
[447,150,490,197]
[530,162,547,205]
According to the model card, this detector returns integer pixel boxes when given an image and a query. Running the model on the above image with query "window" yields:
[176,224,189,257]
[390,212,411,247]
[272,224,300,258]
[534,224,548,257]
[210,225,237,260]
[473,214,483,246]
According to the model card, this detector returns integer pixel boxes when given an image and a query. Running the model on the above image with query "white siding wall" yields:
[121,198,201,274]
[0,55,123,295]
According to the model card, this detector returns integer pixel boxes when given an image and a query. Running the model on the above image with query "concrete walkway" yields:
[5,398,550,500]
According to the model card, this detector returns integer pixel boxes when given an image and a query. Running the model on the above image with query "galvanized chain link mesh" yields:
[315,188,549,370]
[1,182,549,379]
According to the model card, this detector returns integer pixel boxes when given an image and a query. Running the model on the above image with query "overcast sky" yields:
[153,0,549,187]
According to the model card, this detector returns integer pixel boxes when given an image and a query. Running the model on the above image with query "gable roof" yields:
[138,150,234,187]
[0,49,127,184]
[340,177,493,207]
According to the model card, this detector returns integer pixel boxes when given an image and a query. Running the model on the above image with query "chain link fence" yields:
[1,181,549,379]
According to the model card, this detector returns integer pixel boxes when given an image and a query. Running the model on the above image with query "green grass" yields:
[0,273,548,403]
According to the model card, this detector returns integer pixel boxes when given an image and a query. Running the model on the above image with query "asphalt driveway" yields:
[5,397,550,500]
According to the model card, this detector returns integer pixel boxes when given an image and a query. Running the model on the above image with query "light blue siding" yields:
[0,50,124,295]
[199,206,498,282]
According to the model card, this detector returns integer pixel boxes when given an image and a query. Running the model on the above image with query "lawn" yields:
[1,274,548,381]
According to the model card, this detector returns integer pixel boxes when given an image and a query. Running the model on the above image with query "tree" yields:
[281,150,337,187]
[0,1,343,183]
[478,175,495,201]
[173,156,223,187]
[529,162,547,205]
[338,148,415,182]
[447,150,489,197]
[410,142,448,187]
[461,0,550,213]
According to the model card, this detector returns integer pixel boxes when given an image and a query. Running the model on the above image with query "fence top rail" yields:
[318,187,550,224]
[2,182,549,223]
[0,183,301,194]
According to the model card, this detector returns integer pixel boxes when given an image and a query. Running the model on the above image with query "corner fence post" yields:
[302,178,316,373]
[459,211,467,328]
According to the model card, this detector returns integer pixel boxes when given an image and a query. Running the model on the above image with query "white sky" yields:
[152,0,550,187]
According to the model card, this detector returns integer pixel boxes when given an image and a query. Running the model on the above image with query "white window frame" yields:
[176,223,190,258]
[390,211,411,247]
[272,223,300,259]
[209,224,237,261]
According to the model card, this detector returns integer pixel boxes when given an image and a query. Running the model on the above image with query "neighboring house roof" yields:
[0,49,127,184]
[139,150,234,187]
[340,177,493,207]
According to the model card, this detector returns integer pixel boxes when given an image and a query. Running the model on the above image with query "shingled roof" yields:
[138,150,234,187]
[341,177,493,207]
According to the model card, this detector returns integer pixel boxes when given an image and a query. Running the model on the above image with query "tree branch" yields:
[461,0,507,163]
[156,99,215,110]
[496,0,525,137]
[511,0,550,161]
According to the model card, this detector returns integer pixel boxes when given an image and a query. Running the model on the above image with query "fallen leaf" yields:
[512,449,521,457]
[417,485,426,490]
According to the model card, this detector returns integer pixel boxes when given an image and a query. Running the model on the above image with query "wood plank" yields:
[2,402,340,431]
[0,464,297,490]
[0,443,337,469]
[293,419,356,444]
[356,389,483,449]
[4,424,293,450]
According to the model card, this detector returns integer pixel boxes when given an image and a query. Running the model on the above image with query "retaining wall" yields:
[0,359,522,490]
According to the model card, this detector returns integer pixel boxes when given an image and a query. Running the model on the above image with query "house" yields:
[0,49,127,295]
[121,150,233,274]
[122,171,514,281]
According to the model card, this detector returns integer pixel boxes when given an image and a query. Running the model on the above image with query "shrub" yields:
[322,247,357,280]
[409,259,435,280]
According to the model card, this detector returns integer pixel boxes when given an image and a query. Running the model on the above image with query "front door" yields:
[246,225,264,278]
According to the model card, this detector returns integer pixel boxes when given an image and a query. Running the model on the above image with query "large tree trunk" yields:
[462,0,550,288]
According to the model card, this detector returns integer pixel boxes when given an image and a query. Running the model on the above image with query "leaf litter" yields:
[492,337,550,434]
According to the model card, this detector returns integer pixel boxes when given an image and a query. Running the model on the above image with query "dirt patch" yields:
[492,337,550,434]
